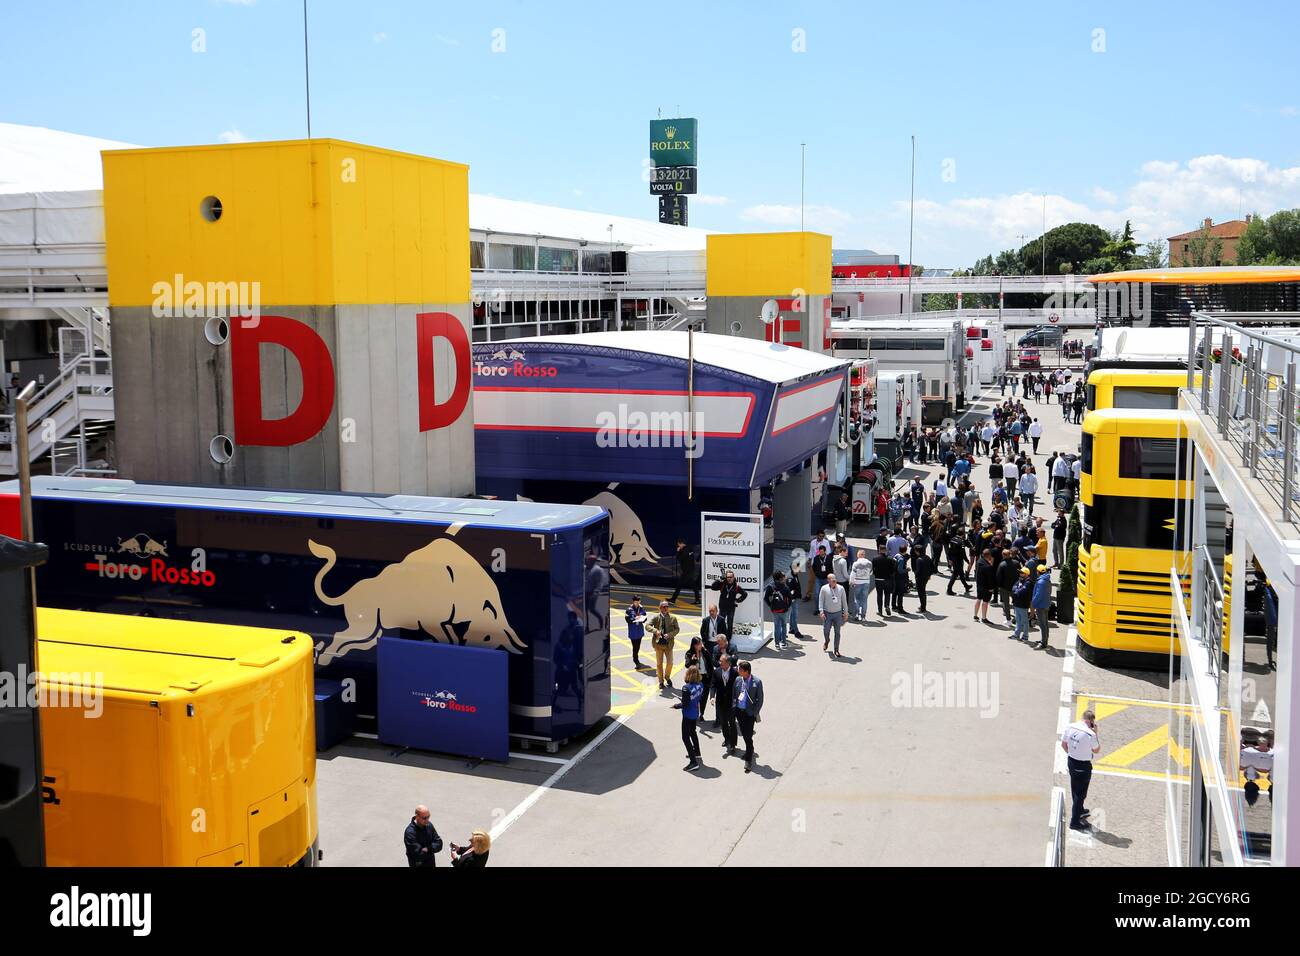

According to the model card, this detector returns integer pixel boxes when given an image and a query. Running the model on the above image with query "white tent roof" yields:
[0,123,710,253]
[470,195,710,252]
[493,331,849,384]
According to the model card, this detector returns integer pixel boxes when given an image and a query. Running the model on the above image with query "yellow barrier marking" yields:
[1102,724,1169,768]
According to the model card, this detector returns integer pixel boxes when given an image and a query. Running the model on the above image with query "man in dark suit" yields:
[712,653,739,755]
[403,805,442,867]
[732,660,765,773]
[700,604,729,646]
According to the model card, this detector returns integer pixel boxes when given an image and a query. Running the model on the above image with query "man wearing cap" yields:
[1011,566,1034,641]
[1061,710,1101,831]
[1031,562,1053,648]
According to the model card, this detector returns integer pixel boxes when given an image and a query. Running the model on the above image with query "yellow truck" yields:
[37,608,318,866]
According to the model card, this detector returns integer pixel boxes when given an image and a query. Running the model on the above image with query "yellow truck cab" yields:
[37,609,318,866]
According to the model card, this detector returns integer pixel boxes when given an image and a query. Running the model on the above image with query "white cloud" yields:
[897,154,1300,266]
[1091,186,1118,206]
[373,32,388,44]
[693,193,730,206]
[740,203,853,231]
[218,128,250,143]
[435,34,460,47]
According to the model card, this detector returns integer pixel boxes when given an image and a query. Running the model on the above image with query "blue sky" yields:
[4,0,1298,265]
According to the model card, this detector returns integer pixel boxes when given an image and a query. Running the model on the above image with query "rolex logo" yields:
[665,126,676,139]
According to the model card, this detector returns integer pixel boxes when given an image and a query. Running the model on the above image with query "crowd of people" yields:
[639,380,1086,780]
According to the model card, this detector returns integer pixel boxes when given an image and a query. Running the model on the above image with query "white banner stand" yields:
[699,511,771,654]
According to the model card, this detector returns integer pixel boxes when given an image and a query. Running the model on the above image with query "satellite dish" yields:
[730,320,744,335]
[760,299,779,325]
[1114,330,1128,355]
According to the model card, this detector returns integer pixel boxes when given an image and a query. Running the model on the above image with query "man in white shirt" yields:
[1072,456,1081,493]
[1003,459,1019,498]
[1240,734,1274,805]
[1028,418,1043,455]
[1061,710,1101,830]
[980,422,995,456]
[1052,452,1072,492]
[818,576,849,657]
[1018,469,1038,515]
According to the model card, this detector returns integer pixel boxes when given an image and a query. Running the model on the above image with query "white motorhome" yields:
[966,319,1008,385]
[831,318,968,422]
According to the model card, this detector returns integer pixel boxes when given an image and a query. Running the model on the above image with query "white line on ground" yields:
[489,713,632,843]
[509,752,569,765]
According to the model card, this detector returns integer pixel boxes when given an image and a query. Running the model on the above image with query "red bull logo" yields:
[308,537,526,664]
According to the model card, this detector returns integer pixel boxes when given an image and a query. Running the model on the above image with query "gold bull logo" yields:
[116,534,168,558]
[519,483,660,585]
[308,538,527,664]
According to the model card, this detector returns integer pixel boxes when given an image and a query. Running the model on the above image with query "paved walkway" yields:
[318,378,1094,866]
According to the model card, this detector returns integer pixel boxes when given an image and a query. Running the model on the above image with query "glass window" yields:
[1087,384,1097,411]
[538,246,578,272]
[1118,437,1179,480]
[488,243,536,271]
[1113,386,1178,410]
[582,251,612,274]
[1081,432,1093,474]
[469,241,485,270]
[915,338,944,351]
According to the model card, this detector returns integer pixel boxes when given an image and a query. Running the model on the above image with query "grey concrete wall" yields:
[335,303,474,496]
[109,303,475,497]
[706,294,830,354]
[110,306,340,489]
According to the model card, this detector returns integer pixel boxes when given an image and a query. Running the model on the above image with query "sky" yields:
[3,0,1298,267]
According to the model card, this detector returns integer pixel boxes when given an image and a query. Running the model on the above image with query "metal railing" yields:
[1186,311,1300,524]
[1046,785,1067,867]
[1197,546,1226,696]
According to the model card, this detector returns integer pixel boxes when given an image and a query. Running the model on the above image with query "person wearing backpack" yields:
[763,570,793,650]
[1011,567,1034,642]
[1031,562,1053,648]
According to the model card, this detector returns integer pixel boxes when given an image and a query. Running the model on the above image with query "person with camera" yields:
[449,830,491,868]
[710,568,747,636]
[647,600,680,690]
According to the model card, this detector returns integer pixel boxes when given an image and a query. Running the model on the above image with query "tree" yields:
[1019,222,1112,275]
[1183,223,1225,267]
[1236,209,1300,265]
[1132,240,1167,270]
[1101,220,1139,268]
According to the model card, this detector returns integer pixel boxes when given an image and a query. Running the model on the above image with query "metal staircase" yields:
[0,319,114,476]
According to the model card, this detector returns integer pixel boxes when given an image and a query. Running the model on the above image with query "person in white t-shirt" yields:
[1028,418,1043,455]
[1003,459,1019,498]
[1052,452,1072,492]
[1072,456,1081,492]
[1061,710,1101,830]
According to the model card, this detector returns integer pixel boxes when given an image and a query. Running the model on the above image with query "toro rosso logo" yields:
[414,689,478,714]
[309,537,526,664]
[84,533,216,587]
[474,346,558,379]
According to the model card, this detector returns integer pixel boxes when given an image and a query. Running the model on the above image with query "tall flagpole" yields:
[303,0,313,138]
[907,135,916,315]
